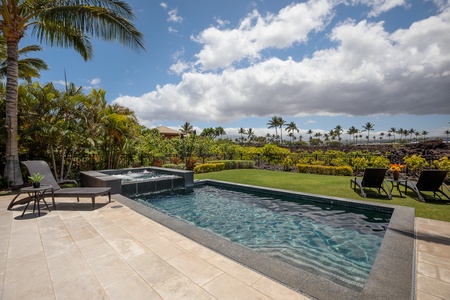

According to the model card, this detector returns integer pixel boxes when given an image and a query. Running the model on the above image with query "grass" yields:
[195,169,450,222]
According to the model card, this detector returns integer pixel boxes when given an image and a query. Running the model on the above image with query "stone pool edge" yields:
[113,179,415,300]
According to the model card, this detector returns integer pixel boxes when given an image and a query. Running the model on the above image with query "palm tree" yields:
[362,122,375,144]
[444,130,450,142]
[347,126,358,144]
[307,129,313,144]
[408,128,416,142]
[0,36,48,82]
[388,127,396,143]
[180,122,194,134]
[278,117,286,142]
[267,116,279,139]
[1,0,145,185]
[247,128,255,142]
[334,125,343,141]
[238,127,247,143]
[285,121,299,143]
[379,132,385,143]
[214,126,226,139]
[421,130,428,141]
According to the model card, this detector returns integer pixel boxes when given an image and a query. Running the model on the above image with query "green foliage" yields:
[209,160,255,170]
[261,144,290,164]
[296,164,353,176]
[162,163,186,170]
[403,154,429,174]
[282,155,296,171]
[370,156,390,168]
[28,172,44,183]
[194,163,225,174]
[432,156,450,171]
[351,157,369,171]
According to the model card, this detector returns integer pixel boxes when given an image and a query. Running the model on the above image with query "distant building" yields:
[155,126,182,139]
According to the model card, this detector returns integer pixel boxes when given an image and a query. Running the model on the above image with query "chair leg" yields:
[92,197,95,210]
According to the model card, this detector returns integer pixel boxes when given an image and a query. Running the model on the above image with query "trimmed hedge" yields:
[194,163,225,174]
[162,163,186,170]
[209,160,255,170]
[297,164,353,176]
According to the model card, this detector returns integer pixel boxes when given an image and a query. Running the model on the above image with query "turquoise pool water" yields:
[131,184,391,290]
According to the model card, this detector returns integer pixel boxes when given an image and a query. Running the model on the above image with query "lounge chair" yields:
[8,160,111,210]
[399,170,450,202]
[350,168,392,199]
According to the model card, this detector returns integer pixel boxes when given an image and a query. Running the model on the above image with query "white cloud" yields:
[90,78,101,85]
[192,0,335,70]
[169,60,191,75]
[113,6,450,125]
[354,0,408,17]
[160,2,167,10]
[168,8,183,23]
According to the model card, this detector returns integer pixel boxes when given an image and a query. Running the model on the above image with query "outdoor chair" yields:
[350,168,392,199]
[399,170,450,202]
[8,160,111,210]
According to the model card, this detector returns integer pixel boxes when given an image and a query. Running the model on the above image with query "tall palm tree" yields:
[0,36,48,82]
[307,129,313,144]
[267,116,279,139]
[180,122,194,135]
[334,125,343,141]
[238,127,247,143]
[421,130,428,141]
[247,128,255,142]
[388,127,397,143]
[362,122,375,144]
[1,0,145,185]
[408,128,416,142]
[444,130,450,142]
[285,121,299,143]
[278,116,286,142]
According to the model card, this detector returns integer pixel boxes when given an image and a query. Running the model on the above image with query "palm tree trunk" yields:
[4,40,23,186]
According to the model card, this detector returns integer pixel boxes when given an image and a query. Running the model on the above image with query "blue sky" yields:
[23,0,450,140]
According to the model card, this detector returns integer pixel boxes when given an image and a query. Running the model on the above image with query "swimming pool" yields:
[132,184,390,290]
[115,180,414,300]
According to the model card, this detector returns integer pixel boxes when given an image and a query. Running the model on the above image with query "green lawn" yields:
[195,169,450,222]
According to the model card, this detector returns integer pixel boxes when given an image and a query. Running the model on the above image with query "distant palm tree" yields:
[267,116,279,139]
[408,128,416,142]
[307,129,313,143]
[347,126,358,144]
[285,121,299,143]
[362,122,375,144]
[387,132,392,142]
[238,127,247,143]
[247,128,255,142]
[180,121,193,134]
[421,130,428,141]
[379,132,385,143]
[278,117,286,142]
[334,125,343,141]
[389,127,397,143]
[444,130,450,142]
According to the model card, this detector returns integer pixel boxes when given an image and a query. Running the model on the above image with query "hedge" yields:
[194,163,225,174]
[208,160,255,170]
[297,164,353,176]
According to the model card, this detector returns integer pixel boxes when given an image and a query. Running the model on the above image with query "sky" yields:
[22,0,450,141]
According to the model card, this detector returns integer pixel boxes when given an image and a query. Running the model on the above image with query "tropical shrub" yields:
[370,156,390,168]
[433,156,450,171]
[209,160,255,170]
[261,144,290,165]
[403,154,429,174]
[350,157,369,171]
[297,164,353,176]
[194,163,225,174]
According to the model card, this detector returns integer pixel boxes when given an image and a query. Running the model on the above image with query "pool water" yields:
[112,170,176,183]
[131,185,391,290]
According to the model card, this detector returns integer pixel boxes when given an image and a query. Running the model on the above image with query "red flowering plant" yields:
[389,164,404,172]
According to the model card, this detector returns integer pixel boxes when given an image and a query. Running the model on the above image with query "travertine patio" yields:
[0,194,449,299]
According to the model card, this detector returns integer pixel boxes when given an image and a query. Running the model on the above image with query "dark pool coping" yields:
[113,179,415,300]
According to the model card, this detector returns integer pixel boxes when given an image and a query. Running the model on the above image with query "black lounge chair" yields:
[8,160,111,210]
[399,170,450,202]
[350,168,392,199]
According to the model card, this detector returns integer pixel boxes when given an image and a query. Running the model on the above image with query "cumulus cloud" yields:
[354,0,408,17]
[90,77,101,85]
[113,4,450,125]
[192,0,335,70]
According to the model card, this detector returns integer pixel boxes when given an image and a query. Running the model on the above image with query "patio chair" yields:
[350,168,392,199]
[8,160,111,210]
[398,170,450,202]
